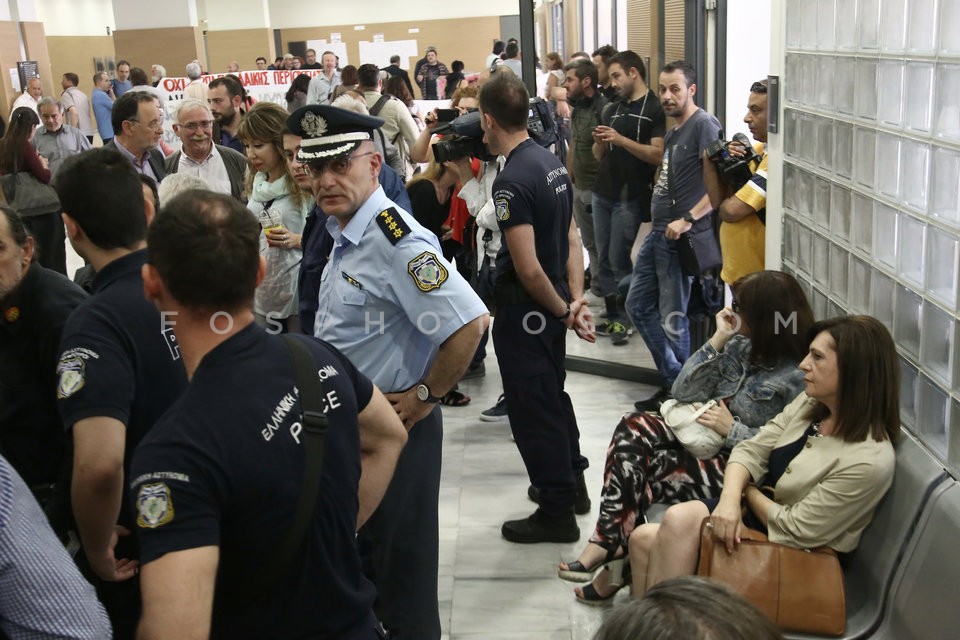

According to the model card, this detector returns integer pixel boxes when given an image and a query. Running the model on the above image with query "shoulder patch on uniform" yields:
[495,198,510,222]
[376,207,411,245]
[136,482,174,529]
[407,251,448,292]
[56,348,99,399]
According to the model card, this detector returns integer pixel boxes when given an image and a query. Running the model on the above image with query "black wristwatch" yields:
[416,383,442,404]
[682,213,696,224]
[557,302,571,320]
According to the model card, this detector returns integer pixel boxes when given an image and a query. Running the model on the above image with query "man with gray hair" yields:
[164,98,248,200]
[156,173,210,205]
[151,64,166,87]
[32,97,91,176]
[184,61,207,101]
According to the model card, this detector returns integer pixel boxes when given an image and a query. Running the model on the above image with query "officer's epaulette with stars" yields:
[375,207,411,245]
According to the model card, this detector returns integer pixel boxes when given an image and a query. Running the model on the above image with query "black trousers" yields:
[359,405,442,639]
[21,212,67,275]
[493,302,588,516]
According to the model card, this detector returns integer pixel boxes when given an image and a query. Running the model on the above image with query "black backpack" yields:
[528,97,559,149]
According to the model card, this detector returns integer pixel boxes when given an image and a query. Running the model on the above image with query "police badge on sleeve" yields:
[495,198,510,222]
[407,252,449,292]
[56,348,98,399]
[137,483,174,528]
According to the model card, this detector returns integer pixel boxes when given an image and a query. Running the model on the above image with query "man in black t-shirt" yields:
[55,148,188,640]
[131,191,407,640]
[591,50,666,345]
[480,72,596,544]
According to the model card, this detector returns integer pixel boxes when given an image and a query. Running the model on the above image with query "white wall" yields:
[35,0,114,36]
[201,0,270,31]
[15,0,38,21]
[0,2,11,20]
[112,0,197,30]
[268,0,520,29]
[725,0,771,140]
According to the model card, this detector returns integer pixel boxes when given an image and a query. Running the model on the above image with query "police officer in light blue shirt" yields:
[288,105,488,640]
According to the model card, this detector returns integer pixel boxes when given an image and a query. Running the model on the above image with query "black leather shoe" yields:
[502,508,580,543]
[527,475,592,515]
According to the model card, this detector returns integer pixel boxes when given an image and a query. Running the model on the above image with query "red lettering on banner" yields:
[163,78,186,91]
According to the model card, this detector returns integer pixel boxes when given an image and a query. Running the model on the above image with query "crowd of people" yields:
[0,34,901,640]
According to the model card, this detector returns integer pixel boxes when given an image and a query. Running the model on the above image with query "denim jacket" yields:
[671,335,805,449]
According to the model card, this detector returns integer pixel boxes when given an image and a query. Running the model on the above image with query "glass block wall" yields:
[780,0,960,474]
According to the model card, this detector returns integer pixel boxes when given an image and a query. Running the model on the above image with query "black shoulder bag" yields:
[221,335,328,608]
[669,114,723,277]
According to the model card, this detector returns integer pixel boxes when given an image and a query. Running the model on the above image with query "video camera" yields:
[430,98,559,164]
[705,132,762,191]
[432,110,494,163]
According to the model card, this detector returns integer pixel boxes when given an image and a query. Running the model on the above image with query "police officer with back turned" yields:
[479,71,596,544]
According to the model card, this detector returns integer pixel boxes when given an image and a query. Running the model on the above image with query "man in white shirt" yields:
[306,51,341,105]
[12,78,42,114]
[164,99,248,201]
[59,73,95,142]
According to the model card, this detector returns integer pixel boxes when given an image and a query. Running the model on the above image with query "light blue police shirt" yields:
[314,186,487,392]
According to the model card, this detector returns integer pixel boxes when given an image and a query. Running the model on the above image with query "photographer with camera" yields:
[703,80,768,285]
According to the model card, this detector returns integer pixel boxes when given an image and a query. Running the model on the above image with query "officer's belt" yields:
[494,271,566,306]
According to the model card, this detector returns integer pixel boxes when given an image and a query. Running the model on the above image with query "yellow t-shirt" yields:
[720,145,767,284]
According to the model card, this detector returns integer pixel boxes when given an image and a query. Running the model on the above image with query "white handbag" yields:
[659,399,725,459]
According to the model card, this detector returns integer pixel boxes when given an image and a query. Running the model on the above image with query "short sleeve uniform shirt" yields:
[130,326,377,638]
[492,138,573,284]
[57,250,187,533]
[314,187,487,392]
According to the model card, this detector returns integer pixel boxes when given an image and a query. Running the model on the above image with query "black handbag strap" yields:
[276,334,328,570]
[222,335,327,608]
[369,93,392,117]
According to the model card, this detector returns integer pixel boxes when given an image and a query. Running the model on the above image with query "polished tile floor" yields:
[438,343,660,639]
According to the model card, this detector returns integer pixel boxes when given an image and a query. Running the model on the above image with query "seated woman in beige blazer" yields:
[627,314,900,595]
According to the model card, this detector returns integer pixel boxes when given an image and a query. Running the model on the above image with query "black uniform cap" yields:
[286,105,385,162]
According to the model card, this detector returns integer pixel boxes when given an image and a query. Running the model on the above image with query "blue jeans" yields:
[592,193,643,299]
[625,230,693,386]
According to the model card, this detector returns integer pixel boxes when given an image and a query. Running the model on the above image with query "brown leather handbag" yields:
[696,518,846,636]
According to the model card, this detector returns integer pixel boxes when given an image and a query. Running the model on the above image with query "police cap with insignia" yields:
[287,105,385,163]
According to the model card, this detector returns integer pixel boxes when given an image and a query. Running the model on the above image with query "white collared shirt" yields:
[177,145,232,195]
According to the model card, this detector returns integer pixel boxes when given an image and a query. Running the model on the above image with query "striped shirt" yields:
[0,455,112,639]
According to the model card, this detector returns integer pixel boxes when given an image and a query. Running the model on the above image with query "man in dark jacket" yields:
[104,90,167,183]
[164,98,248,202]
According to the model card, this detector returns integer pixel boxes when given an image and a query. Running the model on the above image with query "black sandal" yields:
[439,389,471,406]
[558,544,624,583]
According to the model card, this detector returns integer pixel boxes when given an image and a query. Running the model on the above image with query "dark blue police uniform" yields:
[492,138,588,516]
[56,249,188,638]
[130,325,382,639]
[0,263,86,527]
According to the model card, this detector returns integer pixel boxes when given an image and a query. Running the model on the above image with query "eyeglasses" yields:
[128,118,163,132]
[177,120,213,131]
[305,152,374,178]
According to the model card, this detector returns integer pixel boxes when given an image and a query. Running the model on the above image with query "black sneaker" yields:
[634,388,672,413]
[501,508,580,544]
[607,321,629,346]
[527,474,592,515]
[479,394,508,423]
